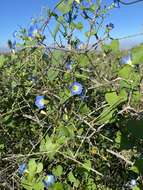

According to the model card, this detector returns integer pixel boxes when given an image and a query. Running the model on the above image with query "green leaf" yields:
[86,178,97,190]
[95,98,125,125]
[0,144,4,149]
[83,160,91,171]
[0,55,6,68]
[110,40,119,52]
[130,165,139,174]
[53,183,64,190]
[132,45,143,64]
[118,65,136,81]
[40,135,59,159]
[57,0,73,14]
[105,91,120,105]
[36,163,43,173]
[79,104,90,114]
[59,89,70,104]
[127,120,143,139]
[28,159,37,175]
[47,68,59,81]
[21,178,33,190]
[115,131,121,144]
[105,90,127,106]
[67,124,76,137]
[102,40,119,53]
[96,91,127,125]
[71,22,83,30]
[85,30,96,37]
[89,4,96,12]
[132,186,141,190]
[68,172,77,183]
[102,44,110,52]
[53,165,63,177]
[46,136,57,151]
[33,181,44,190]
[80,5,87,10]
[68,172,79,187]
[59,125,71,137]
[131,91,141,105]
[75,22,83,30]
[118,65,139,88]
[95,107,116,125]
[78,54,89,67]
[134,158,143,174]
[52,50,63,66]
[120,133,135,150]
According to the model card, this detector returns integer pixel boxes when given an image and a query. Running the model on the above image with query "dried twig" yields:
[107,149,134,165]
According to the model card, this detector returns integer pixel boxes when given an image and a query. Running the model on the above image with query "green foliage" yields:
[127,120,143,139]
[52,165,63,177]
[118,64,140,89]
[1,0,143,189]
[105,89,127,106]
[132,45,143,64]
[71,22,83,30]
[0,55,7,68]
[110,40,120,53]
[102,40,119,53]
[85,29,97,37]
[68,171,80,187]
[40,135,60,159]
[21,159,44,190]
[57,0,73,14]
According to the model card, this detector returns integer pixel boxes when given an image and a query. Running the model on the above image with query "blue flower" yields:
[43,174,56,189]
[28,75,38,83]
[12,40,16,49]
[70,82,83,96]
[28,24,39,38]
[11,30,17,50]
[35,95,45,109]
[13,30,17,38]
[12,30,18,48]
[113,0,120,8]
[106,23,114,30]
[121,54,132,65]
[66,61,73,72]
[130,179,136,187]
[18,163,27,175]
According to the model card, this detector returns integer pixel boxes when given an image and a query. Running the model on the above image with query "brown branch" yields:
[107,149,134,165]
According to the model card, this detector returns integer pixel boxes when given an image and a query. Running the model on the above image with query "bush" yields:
[1,0,143,189]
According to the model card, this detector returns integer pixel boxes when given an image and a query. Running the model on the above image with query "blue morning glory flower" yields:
[18,163,27,175]
[106,23,114,30]
[12,40,16,49]
[35,95,45,109]
[43,174,56,189]
[66,61,73,72]
[13,30,17,38]
[113,0,120,8]
[121,54,132,65]
[28,75,38,83]
[11,30,17,50]
[70,82,83,96]
[130,179,136,187]
[28,24,39,38]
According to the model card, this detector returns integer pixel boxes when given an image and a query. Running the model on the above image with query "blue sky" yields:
[0,0,143,49]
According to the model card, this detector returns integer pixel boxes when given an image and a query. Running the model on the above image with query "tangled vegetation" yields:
[1,0,143,189]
